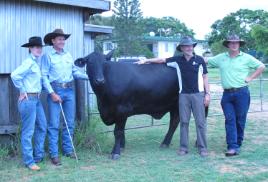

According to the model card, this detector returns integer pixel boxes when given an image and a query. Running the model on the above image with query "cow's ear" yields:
[75,58,86,67]
[105,50,114,61]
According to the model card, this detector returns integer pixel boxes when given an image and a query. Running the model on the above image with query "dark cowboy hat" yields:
[44,28,71,46]
[21,36,44,47]
[223,34,246,47]
[176,36,197,51]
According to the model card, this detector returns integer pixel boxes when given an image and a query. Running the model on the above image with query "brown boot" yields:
[51,157,62,166]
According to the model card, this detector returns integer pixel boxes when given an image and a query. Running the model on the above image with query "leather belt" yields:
[51,81,73,89]
[27,93,40,98]
[224,86,248,92]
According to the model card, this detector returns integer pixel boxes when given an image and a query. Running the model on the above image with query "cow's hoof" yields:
[109,154,120,160]
[160,143,169,148]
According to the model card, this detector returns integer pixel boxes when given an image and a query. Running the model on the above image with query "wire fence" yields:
[86,65,268,131]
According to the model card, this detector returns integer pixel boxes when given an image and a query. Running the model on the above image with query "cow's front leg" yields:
[120,130,125,152]
[110,118,127,160]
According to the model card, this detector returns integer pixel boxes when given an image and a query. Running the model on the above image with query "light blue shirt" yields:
[11,54,42,93]
[41,48,88,93]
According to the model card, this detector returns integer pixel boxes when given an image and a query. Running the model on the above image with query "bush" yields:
[74,115,110,154]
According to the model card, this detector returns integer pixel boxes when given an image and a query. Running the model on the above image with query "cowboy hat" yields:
[222,34,246,47]
[176,36,197,51]
[21,36,44,47]
[44,29,71,46]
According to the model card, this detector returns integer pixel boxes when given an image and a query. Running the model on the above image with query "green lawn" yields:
[0,113,267,182]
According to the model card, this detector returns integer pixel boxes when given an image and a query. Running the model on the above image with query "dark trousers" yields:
[221,87,250,150]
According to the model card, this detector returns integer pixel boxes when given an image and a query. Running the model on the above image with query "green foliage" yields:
[207,9,268,54]
[112,0,144,56]
[89,1,194,57]
[140,16,194,37]
[75,116,110,153]
[88,15,113,26]
[210,41,227,55]
[0,147,9,160]
[251,25,268,56]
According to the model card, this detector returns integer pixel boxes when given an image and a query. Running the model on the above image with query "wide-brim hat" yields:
[223,34,246,47]
[21,36,44,47]
[176,36,197,51]
[44,28,71,46]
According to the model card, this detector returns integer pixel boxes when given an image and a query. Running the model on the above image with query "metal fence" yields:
[86,65,268,131]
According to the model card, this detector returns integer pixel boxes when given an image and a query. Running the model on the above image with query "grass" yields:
[0,114,268,182]
[0,67,267,182]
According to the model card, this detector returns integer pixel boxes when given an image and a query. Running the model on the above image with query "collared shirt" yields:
[208,51,264,89]
[166,54,208,94]
[11,54,42,93]
[41,48,88,93]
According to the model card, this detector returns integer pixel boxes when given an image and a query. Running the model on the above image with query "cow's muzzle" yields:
[95,78,105,85]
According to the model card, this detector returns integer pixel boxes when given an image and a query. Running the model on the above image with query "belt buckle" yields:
[62,83,67,88]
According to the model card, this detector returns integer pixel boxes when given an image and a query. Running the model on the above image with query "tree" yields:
[112,0,147,56]
[207,9,268,54]
[140,16,194,37]
[251,25,268,61]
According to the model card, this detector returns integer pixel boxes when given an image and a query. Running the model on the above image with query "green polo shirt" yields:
[208,51,264,89]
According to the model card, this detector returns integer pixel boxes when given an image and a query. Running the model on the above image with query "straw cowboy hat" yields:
[44,29,71,46]
[176,36,197,51]
[21,36,44,47]
[222,34,246,47]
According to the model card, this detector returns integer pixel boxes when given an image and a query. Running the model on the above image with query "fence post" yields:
[259,74,264,111]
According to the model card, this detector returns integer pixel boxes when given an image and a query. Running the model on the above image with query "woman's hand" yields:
[18,93,27,101]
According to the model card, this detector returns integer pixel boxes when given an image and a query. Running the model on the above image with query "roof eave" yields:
[34,0,111,13]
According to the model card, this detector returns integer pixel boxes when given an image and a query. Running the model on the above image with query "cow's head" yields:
[75,50,114,86]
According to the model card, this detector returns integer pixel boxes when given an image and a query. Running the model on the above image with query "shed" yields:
[0,0,111,137]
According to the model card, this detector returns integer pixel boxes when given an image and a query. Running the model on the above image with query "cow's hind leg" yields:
[110,117,127,160]
[160,108,179,148]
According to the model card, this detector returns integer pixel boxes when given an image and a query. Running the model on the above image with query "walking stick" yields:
[59,103,78,163]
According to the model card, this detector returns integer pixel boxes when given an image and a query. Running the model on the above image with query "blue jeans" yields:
[18,96,47,167]
[221,87,250,151]
[47,86,75,158]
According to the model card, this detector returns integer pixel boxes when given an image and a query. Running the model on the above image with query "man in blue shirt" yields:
[136,36,210,157]
[42,29,88,165]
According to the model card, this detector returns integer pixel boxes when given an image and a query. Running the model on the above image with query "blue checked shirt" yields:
[41,48,88,93]
[11,54,42,93]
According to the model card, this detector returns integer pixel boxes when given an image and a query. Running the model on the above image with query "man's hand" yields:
[134,58,147,64]
[51,92,62,103]
[245,76,252,83]
[204,94,210,107]
[18,93,27,101]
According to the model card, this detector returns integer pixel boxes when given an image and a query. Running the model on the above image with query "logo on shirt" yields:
[192,61,198,65]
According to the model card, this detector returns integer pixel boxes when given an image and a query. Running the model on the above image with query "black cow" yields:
[75,51,207,160]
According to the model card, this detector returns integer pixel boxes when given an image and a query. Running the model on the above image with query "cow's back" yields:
[99,62,179,118]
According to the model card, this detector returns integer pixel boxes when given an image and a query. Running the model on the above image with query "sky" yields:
[102,0,268,39]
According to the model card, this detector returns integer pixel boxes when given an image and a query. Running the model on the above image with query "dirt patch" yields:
[218,161,268,176]
[219,164,240,174]
[80,165,96,171]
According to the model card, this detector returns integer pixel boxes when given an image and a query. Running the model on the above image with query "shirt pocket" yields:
[63,55,74,69]
[30,64,41,77]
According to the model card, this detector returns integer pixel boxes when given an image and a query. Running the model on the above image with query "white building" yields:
[143,36,209,58]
